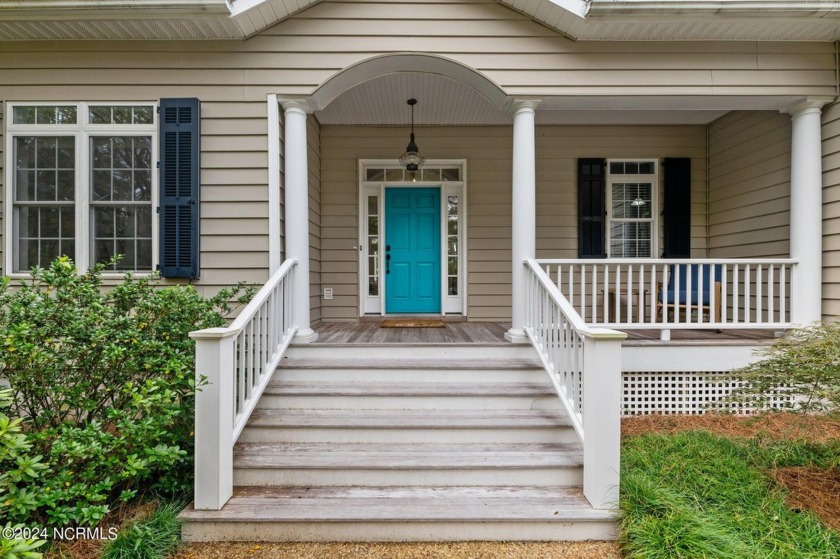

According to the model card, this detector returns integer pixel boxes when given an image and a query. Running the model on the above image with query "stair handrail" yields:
[190,258,299,510]
[523,258,625,510]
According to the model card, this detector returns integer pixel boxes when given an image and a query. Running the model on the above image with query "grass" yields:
[98,501,183,559]
[620,429,840,559]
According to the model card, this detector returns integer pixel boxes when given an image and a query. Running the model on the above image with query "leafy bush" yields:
[1,388,47,556]
[728,323,840,413]
[0,257,252,527]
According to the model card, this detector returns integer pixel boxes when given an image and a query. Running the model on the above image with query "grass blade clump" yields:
[620,431,840,558]
[101,501,183,559]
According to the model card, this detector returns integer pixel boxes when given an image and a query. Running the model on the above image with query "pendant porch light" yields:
[399,98,425,172]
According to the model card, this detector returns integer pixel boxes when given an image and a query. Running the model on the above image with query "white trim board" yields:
[357,160,467,318]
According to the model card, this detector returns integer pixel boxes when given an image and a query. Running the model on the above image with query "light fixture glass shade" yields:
[630,197,646,207]
[399,133,425,171]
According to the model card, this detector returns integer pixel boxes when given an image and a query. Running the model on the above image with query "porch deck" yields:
[310,321,778,345]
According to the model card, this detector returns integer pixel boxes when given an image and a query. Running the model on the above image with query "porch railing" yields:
[536,258,797,330]
[190,258,298,510]
[523,259,625,510]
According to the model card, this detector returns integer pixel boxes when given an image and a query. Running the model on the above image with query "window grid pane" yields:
[17,206,75,271]
[447,195,459,296]
[367,195,379,296]
[13,105,77,125]
[92,206,152,271]
[609,222,652,258]
[89,105,155,125]
[90,135,153,271]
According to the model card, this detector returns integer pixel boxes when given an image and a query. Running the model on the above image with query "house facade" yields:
[1,0,838,327]
[2,0,839,541]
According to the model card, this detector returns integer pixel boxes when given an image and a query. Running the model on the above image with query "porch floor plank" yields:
[311,321,776,345]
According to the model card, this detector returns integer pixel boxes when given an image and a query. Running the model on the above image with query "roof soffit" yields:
[0,0,838,41]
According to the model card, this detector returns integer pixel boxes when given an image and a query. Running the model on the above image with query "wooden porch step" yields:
[179,485,616,542]
[274,361,546,383]
[232,442,583,486]
[264,380,554,395]
[286,344,539,360]
[258,380,559,410]
[276,357,544,370]
[238,408,577,444]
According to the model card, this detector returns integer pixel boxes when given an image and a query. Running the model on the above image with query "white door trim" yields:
[358,159,467,317]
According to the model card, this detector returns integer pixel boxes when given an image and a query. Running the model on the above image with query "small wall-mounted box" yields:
[323,288,333,300]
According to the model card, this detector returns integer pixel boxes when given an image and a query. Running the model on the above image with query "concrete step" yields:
[179,485,616,542]
[238,409,578,444]
[232,442,583,487]
[257,380,560,410]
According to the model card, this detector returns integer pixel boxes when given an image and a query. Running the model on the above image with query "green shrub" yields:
[728,322,840,413]
[0,531,45,559]
[0,257,252,527]
[1,389,47,558]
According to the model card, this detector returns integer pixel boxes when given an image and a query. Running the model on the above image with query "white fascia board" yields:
[588,1,840,17]
[0,1,230,19]
[548,0,590,19]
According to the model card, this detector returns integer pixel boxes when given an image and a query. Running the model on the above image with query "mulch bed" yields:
[770,467,840,532]
[622,412,840,444]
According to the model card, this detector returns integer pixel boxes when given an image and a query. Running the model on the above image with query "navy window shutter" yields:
[158,98,200,278]
[578,158,606,258]
[663,158,691,258]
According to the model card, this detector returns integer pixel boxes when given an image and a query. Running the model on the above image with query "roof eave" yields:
[0,0,230,19]
[588,1,840,18]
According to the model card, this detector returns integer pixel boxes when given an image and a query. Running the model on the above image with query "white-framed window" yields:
[6,102,157,274]
[606,159,657,258]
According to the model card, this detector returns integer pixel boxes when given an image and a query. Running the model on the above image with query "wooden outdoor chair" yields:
[656,264,722,323]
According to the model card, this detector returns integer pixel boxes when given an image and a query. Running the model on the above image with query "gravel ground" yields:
[174,541,622,559]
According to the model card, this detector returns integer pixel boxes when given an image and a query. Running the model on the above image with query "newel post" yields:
[582,329,626,510]
[191,328,236,510]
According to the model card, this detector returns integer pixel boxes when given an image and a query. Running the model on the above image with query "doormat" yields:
[380,319,446,328]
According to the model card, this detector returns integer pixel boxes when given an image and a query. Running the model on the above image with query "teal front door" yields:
[385,187,441,313]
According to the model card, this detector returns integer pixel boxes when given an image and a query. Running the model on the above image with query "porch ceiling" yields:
[314,72,772,126]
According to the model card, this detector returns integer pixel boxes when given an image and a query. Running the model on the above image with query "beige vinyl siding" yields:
[0,0,833,98]
[320,124,706,322]
[708,111,792,260]
[822,101,840,321]
[200,100,270,292]
[308,115,322,322]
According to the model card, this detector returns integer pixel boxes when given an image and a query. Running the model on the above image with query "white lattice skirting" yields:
[621,371,792,415]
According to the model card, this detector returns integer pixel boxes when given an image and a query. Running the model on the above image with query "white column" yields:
[506,100,539,343]
[281,100,317,343]
[267,94,281,274]
[788,99,826,326]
